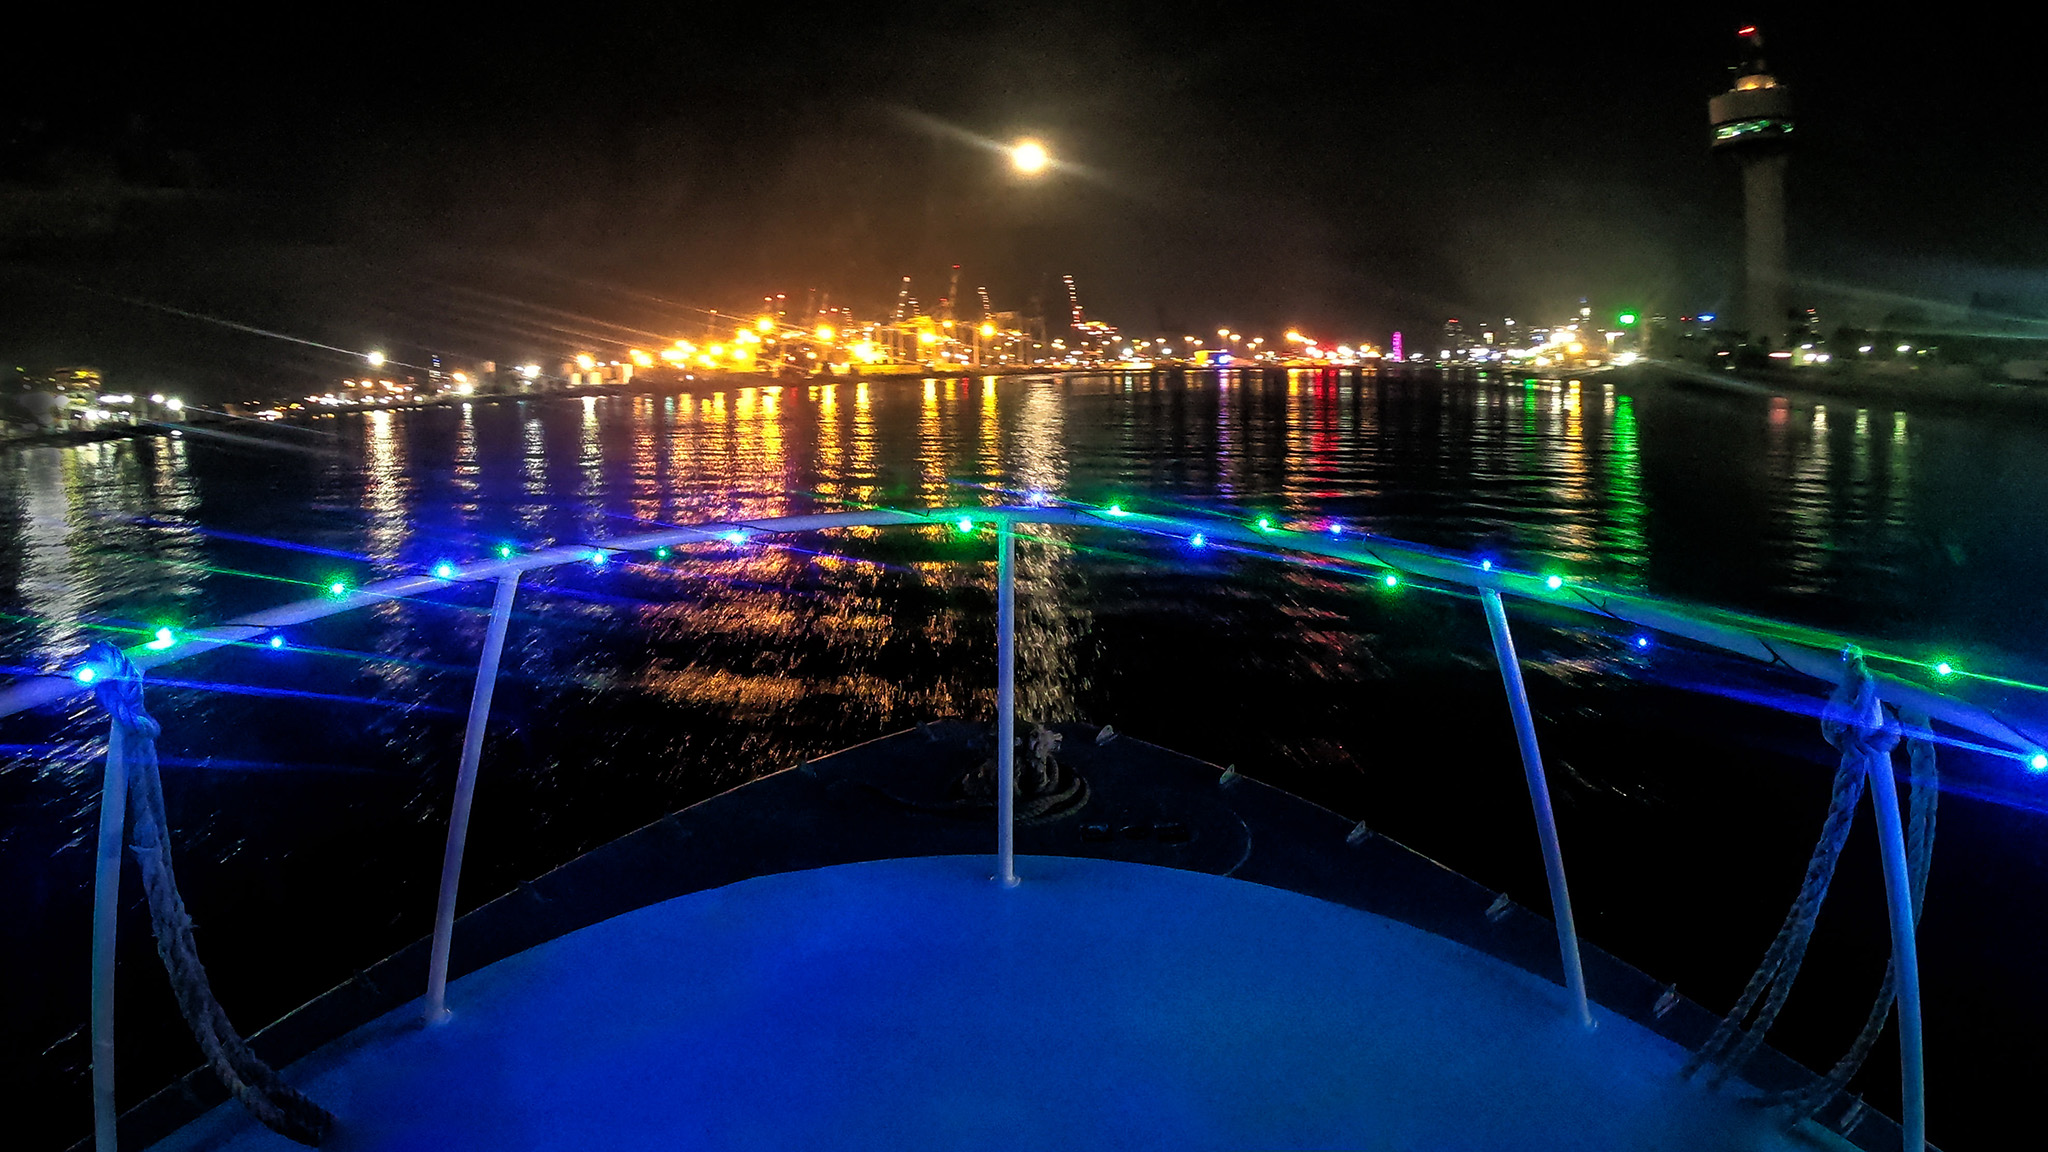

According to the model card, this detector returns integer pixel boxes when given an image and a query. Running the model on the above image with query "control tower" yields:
[1708,26,1795,346]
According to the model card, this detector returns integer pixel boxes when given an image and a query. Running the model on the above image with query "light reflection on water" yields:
[3,367,2047,1147]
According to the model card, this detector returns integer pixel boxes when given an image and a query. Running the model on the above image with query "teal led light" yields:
[1256,517,1273,532]
[655,547,671,560]
[433,563,456,579]
[144,627,176,651]
[74,665,98,684]
[496,544,514,559]
[589,550,609,567]
[1382,573,1399,588]
[722,530,747,545]
[956,517,975,533]
[1106,504,1128,517]
[1190,533,1207,548]
[328,581,348,597]
[268,634,285,650]
[1545,574,1564,591]
[1934,661,1955,678]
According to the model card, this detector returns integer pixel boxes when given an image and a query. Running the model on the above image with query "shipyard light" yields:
[145,627,176,651]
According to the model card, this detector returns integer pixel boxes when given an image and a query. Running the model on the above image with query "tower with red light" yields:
[1709,26,1794,346]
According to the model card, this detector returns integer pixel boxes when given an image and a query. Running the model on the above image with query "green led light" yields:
[496,544,514,559]
[655,547,671,559]
[1106,504,1128,517]
[1618,312,1638,326]
[144,627,176,651]
[1934,661,1955,677]
[1544,574,1564,591]
[1256,517,1273,532]
[328,581,348,597]
[1382,573,1399,588]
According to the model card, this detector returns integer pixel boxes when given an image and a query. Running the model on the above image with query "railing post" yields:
[995,519,1018,888]
[1865,753,1926,1149]
[1480,589,1594,1029]
[426,572,521,1022]
[90,721,131,1152]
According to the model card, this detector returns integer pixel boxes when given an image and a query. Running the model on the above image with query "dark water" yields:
[3,369,2044,1148]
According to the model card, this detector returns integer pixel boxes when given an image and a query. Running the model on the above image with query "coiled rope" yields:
[1682,647,1936,1128]
[85,641,334,1146]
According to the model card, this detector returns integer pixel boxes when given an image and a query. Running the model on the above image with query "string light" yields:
[1633,635,1651,649]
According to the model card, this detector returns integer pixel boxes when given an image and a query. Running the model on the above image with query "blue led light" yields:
[434,563,456,579]
[722,530,747,545]
[2031,752,2048,774]
[74,666,98,684]
[1190,533,1206,548]
[1633,635,1651,649]
[1698,312,1717,323]
[1328,523,1343,536]
[268,635,286,649]
[1480,559,1493,572]
[589,550,609,567]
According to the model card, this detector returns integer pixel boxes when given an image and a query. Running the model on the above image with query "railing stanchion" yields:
[90,721,131,1152]
[425,572,521,1023]
[996,519,1019,887]
[1480,589,1594,1029]
[1866,753,1927,1149]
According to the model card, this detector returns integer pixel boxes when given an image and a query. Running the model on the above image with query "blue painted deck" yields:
[154,856,1848,1151]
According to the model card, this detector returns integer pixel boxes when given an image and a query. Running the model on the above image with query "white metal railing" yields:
[13,502,2035,1150]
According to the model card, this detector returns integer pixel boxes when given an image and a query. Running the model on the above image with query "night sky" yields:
[3,5,2043,398]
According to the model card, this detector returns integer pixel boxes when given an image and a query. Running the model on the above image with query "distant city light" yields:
[1011,139,1049,174]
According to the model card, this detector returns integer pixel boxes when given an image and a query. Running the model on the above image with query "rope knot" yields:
[81,640,161,739]
[1820,647,1898,761]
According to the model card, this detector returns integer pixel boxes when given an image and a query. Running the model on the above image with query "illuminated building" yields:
[1709,25,1795,346]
